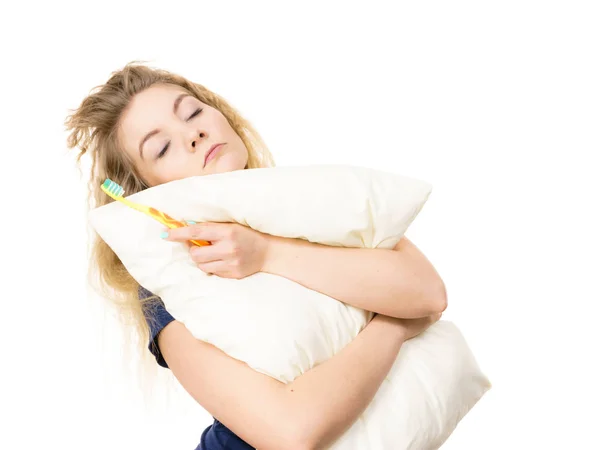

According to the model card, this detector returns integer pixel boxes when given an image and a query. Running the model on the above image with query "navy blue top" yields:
[140,286,255,450]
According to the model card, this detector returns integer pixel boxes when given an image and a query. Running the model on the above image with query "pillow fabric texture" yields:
[89,164,490,449]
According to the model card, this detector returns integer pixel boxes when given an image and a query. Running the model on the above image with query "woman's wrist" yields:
[369,314,408,341]
[260,233,298,274]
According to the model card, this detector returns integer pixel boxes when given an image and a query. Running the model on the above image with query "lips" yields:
[204,143,224,167]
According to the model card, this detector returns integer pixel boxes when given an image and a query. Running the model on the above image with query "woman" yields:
[65,62,447,449]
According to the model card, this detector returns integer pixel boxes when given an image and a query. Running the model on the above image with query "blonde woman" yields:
[65,62,447,450]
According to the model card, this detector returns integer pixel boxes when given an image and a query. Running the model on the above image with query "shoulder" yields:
[139,286,165,316]
[138,286,171,323]
[138,285,176,369]
[138,285,156,302]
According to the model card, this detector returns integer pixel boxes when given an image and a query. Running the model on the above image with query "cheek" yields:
[218,147,248,173]
[152,160,182,184]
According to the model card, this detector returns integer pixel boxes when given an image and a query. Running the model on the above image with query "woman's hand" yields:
[163,222,272,279]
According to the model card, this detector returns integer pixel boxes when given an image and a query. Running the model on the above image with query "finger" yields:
[197,260,226,276]
[189,241,228,264]
[165,222,224,242]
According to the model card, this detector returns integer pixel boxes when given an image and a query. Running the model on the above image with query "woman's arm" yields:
[158,314,436,450]
[165,223,446,318]
[262,235,447,319]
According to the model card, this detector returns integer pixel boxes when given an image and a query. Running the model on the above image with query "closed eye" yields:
[156,108,202,160]
[188,108,202,121]
[158,142,170,159]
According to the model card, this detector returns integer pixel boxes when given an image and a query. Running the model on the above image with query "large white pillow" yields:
[89,164,490,450]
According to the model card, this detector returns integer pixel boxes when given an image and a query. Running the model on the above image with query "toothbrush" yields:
[101,179,210,247]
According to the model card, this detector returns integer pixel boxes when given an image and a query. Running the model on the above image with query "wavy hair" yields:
[65,61,275,396]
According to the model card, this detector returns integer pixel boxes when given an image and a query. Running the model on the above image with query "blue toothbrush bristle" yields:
[103,179,124,197]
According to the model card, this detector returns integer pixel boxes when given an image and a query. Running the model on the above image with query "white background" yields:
[2,1,599,449]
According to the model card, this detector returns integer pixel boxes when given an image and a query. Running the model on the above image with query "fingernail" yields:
[186,220,197,225]
[160,231,169,239]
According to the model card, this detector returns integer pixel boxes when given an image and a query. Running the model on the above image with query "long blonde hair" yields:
[65,61,275,394]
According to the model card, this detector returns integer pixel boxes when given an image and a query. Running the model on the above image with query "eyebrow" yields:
[138,93,191,159]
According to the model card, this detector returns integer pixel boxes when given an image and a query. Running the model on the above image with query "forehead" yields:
[119,84,191,147]
[125,83,191,121]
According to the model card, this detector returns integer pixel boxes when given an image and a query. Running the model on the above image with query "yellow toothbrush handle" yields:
[114,195,210,247]
[148,207,210,247]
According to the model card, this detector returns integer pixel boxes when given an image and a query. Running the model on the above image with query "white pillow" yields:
[89,164,490,449]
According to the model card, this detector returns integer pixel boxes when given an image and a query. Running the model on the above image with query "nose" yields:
[189,131,206,153]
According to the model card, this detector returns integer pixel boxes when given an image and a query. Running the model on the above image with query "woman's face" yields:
[119,83,248,187]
